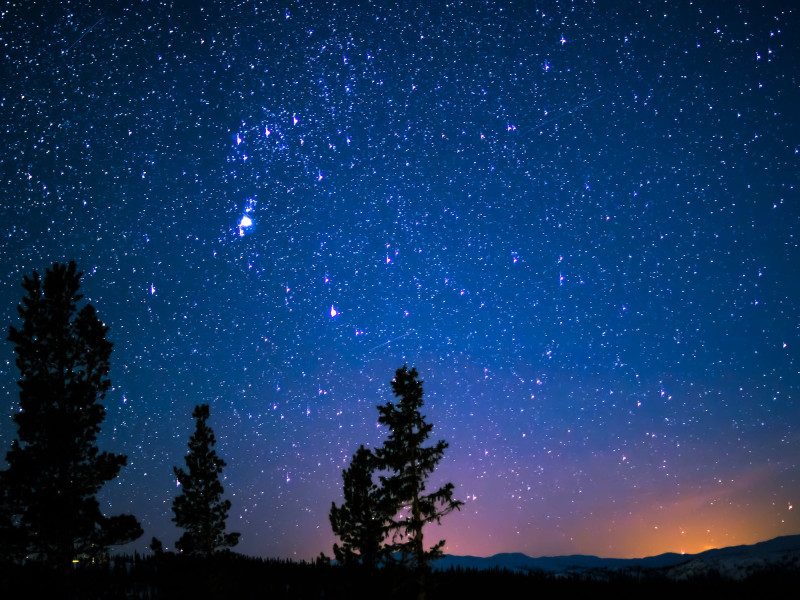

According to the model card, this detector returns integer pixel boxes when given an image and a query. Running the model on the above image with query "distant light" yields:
[330,305,338,318]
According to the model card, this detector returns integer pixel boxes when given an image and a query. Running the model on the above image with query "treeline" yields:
[2,552,799,600]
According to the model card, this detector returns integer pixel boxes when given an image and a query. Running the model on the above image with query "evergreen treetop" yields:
[375,365,463,572]
[173,403,240,556]
[1,261,142,566]
[329,445,390,568]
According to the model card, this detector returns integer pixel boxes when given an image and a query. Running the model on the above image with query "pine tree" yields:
[329,445,389,567]
[375,366,463,572]
[1,261,142,567]
[172,404,240,556]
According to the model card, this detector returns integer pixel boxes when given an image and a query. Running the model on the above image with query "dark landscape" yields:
[2,535,800,599]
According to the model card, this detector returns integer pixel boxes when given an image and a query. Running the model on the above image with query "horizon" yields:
[1,1,798,563]
[109,531,800,563]
[436,532,800,562]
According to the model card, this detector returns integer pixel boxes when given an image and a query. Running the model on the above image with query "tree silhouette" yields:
[172,404,240,556]
[329,445,390,567]
[0,261,142,567]
[375,366,463,572]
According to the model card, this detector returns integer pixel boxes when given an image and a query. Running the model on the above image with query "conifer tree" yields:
[375,366,463,572]
[329,445,389,567]
[172,404,240,556]
[1,261,142,566]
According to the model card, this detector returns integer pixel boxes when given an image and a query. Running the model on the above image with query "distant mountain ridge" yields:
[433,534,800,579]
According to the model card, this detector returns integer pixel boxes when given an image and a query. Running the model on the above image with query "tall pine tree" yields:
[329,445,390,567]
[172,404,240,556]
[1,262,142,567]
[375,366,463,572]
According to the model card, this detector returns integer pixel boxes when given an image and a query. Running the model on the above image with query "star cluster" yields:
[1,0,798,559]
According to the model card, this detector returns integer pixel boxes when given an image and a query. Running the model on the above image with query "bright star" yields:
[237,199,257,236]
[238,215,253,236]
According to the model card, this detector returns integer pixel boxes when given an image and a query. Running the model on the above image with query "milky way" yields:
[1,1,798,559]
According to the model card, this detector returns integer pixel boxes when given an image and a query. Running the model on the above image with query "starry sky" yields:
[1,0,798,560]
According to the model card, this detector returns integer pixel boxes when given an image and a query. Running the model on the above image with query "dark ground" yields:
[2,553,799,600]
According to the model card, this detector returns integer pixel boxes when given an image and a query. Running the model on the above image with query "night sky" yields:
[1,0,798,561]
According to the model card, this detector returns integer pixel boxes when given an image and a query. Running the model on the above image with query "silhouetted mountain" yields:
[433,534,800,578]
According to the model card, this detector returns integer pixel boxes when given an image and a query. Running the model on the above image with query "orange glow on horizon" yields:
[429,465,800,560]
